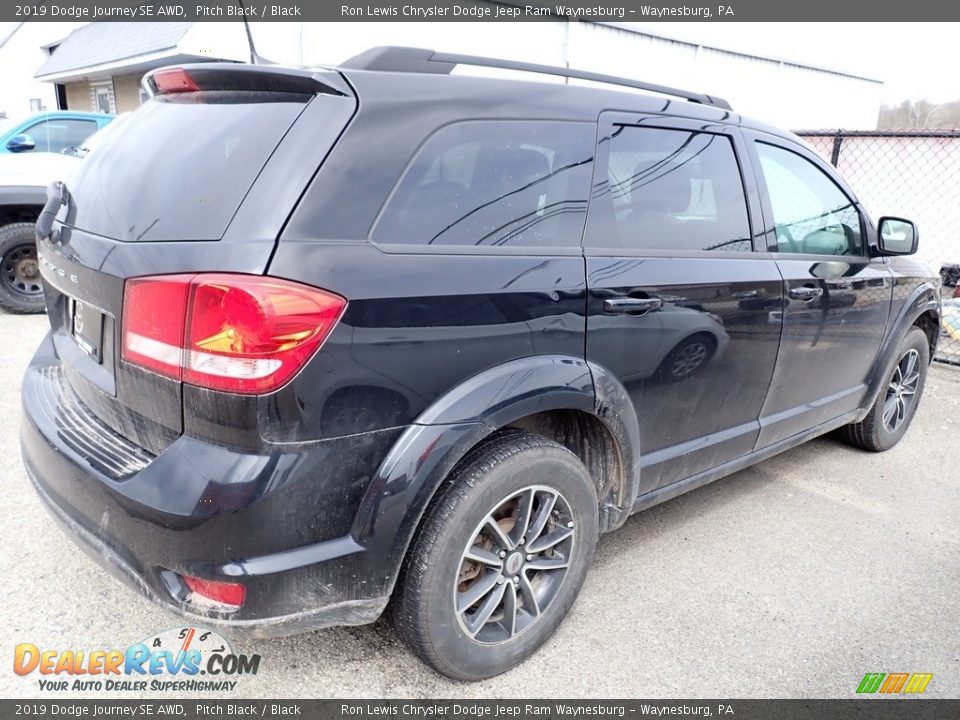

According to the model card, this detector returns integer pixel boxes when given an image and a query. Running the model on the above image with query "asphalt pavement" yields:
[2,313,958,699]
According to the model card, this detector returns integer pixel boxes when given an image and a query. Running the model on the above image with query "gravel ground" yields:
[2,313,958,699]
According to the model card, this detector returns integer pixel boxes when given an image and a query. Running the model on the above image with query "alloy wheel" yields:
[883,348,921,432]
[454,486,575,644]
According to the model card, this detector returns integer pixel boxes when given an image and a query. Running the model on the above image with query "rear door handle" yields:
[788,286,823,301]
[603,297,663,314]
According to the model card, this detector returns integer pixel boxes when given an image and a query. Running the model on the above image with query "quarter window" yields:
[756,142,864,256]
[585,126,752,252]
[373,121,594,249]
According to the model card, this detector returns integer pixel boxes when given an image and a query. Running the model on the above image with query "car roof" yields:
[336,65,795,142]
[149,60,798,145]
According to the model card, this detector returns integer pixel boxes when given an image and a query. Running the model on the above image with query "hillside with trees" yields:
[879,99,960,130]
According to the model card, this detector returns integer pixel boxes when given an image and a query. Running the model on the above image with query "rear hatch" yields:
[37,64,356,455]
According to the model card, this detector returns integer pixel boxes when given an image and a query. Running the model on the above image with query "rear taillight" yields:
[121,274,346,394]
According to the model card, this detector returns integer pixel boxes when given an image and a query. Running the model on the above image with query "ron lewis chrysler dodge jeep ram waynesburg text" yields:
[21,48,940,680]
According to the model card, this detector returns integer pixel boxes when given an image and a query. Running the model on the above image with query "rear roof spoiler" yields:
[142,64,350,98]
[341,46,732,110]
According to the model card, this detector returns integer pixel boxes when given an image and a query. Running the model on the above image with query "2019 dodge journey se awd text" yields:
[21,47,941,680]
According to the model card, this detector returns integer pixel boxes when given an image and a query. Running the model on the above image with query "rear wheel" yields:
[392,430,598,680]
[840,327,929,451]
[0,222,45,314]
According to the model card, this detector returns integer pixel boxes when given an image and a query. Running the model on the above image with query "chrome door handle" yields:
[788,286,823,301]
[603,297,663,314]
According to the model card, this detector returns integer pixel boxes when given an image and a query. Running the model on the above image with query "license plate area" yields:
[69,297,104,363]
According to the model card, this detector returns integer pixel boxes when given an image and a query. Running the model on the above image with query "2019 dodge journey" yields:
[21,47,941,680]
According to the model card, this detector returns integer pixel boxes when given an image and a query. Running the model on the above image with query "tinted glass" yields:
[65,92,309,242]
[586,126,751,252]
[373,121,594,249]
[28,119,98,153]
[756,142,864,256]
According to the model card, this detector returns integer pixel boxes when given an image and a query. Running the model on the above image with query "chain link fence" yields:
[797,130,960,365]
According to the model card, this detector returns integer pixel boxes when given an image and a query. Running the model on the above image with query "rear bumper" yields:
[21,334,402,637]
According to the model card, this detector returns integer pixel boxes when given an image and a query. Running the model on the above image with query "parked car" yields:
[0,117,126,313]
[0,111,112,155]
[62,113,131,159]
[0,152,81,312]
[21,50,941,681]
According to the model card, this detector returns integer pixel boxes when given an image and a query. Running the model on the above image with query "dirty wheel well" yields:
[0,205,42,228]
[913,311,939,361]
[507,409,625,533]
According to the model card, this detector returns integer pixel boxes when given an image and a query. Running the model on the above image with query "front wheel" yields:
[840,327,929,451]
[0,222,46,314]
[392,430,598,680]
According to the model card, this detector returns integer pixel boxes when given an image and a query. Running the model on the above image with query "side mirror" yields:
[876,216,918,256]
[6,133,36,153]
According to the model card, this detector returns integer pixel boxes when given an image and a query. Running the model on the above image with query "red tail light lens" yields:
[181,574,245,608]
[151,68,200,94]
[121,274,346,394]
[122,275,192,380]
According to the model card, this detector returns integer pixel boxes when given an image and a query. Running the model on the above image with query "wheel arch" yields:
[350,354,642,598]
[0,186,46,227]
[860,282,940,418]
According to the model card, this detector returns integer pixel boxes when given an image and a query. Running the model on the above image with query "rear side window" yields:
[373,121,594,249]
[65,92,309,242]
[586,126,752,252]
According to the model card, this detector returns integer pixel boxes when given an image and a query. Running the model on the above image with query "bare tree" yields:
[879,99,960,130]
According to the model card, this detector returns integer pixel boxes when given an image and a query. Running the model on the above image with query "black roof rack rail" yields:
[340,46,733,111]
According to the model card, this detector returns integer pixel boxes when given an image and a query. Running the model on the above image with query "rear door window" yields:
[373,121,594,250]
[64,92,310,242]
[585,126,752,253]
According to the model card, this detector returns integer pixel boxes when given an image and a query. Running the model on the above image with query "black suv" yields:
[22,48,941,680]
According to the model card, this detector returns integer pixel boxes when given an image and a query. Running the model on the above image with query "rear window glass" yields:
[65,92,308,242]
[372,121,594,249]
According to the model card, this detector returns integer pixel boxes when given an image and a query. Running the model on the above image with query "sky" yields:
[631,22,958,105]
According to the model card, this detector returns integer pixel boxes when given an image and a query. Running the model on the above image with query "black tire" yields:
[392,429,599,680]
[0,222,45,314]
[840,327,929,452]
[657,332,717,382]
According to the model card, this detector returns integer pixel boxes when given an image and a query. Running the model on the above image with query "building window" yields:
[91,81,115,114]
[29,98,43,112]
